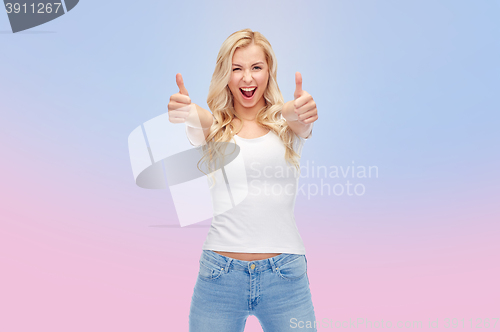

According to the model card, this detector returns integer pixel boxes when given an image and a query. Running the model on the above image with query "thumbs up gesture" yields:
[168,73,203,128]
[291,72,318,125]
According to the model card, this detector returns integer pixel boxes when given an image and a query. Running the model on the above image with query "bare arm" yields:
[185,104,214,146]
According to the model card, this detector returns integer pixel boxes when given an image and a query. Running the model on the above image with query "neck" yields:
[233,98,266,122]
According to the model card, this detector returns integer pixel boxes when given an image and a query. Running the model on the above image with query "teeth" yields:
[241,87,256,91]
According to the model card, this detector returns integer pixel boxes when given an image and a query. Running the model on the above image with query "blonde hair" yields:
[198,28,302,187]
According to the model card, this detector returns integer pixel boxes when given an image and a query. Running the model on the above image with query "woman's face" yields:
[228,43,269,113]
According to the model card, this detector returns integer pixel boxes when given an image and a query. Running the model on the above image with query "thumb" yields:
[294,71,302,99]
[176,73,189,96]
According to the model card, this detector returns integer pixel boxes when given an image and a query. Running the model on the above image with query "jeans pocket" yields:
[198,258,224,281]
[276,255,307,281]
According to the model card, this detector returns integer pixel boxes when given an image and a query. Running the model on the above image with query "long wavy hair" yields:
[198,29,302,187]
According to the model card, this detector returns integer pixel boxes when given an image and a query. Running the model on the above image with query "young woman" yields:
[168,28,319,332]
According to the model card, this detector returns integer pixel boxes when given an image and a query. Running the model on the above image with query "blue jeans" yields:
[189,250,317,331]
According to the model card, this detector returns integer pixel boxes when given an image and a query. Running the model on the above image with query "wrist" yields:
[281,100,297,121]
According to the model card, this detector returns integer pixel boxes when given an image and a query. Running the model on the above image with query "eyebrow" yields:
[232,61,265,67]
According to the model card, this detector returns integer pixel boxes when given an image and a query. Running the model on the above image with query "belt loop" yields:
[268,257,277,273]
[224,258,232,273]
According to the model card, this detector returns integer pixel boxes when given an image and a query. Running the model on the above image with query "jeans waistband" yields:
[201,250,305,273]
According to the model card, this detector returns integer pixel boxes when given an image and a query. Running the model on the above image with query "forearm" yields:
[282,100,313,139]
[193,104,214,129]
[185,104,213,146]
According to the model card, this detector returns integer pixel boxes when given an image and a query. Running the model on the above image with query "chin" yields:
[242,95,263,108]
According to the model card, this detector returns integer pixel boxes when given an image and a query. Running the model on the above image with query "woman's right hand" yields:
[168,73,203,128]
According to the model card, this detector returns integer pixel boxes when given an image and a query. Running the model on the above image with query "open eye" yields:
[253,66,262,70]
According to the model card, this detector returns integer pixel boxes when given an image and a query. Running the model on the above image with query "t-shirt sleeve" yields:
[290,123,313,156]
[185,125,207,147]
[185,125,195,146]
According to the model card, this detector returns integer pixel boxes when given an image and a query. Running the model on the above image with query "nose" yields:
[242,69,253,84]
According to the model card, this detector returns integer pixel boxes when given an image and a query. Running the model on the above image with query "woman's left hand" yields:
[282,72,319,125]
[293,72,318,124]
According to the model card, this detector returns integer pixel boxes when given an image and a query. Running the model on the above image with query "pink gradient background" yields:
[1,128,498,331]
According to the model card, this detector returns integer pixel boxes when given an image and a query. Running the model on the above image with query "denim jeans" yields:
[189,250,317,331]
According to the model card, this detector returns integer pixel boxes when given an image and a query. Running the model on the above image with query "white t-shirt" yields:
[188,126,312,255]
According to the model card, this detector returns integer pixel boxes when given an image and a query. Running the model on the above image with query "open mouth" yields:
[240,87,256,100]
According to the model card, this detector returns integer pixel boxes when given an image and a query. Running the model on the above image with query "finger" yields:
[294,72,303,98]
[301,114,318,124]
[297,105,317,119]
[176,73,189,96]
[169,102,192,112]
[294,94,312,110]
[170,93,191,105]
[168,110,189,119]
[297,108,317,121]
[169,117,186,124]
